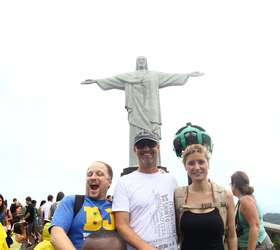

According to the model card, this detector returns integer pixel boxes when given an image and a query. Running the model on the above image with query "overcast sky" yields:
[1,0,279,213]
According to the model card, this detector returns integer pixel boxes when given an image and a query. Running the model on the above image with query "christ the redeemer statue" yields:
[81,56,203,167]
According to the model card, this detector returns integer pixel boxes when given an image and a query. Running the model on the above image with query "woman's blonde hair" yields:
[182,144,211,165]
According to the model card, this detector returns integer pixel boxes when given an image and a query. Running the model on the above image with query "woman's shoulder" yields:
[211,182,229,196]
[174,186,187,202]
[240,195,255,204]
[240,194,255,200]
[175,185,187,191]
[211,182,234,204]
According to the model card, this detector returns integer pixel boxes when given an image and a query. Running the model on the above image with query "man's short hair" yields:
[25,196,32,202]
[96,161,113,180]
[47,195,53,201]
[82,230,126,250]
[56,191,65,202]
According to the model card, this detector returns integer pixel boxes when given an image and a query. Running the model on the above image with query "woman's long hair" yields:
[0,194,6,213]
[231,171,254,195]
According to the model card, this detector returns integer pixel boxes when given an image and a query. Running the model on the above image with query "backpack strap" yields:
[212,182,228,231]
[174,186,187,246]
[73,195,85,218]
[174,186,187,224]
[212,182,228,250]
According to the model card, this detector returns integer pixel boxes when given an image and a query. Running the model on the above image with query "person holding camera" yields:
[231,171,274,250]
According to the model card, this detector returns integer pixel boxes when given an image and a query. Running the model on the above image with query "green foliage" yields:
[271,234,280,250]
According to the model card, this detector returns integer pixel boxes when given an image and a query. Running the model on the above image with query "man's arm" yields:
[115,211,158,250]
[23,207,31,221]
[23,212,30,220]
[51,226,76,250]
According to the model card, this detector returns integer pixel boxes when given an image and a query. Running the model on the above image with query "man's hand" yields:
[80,79,97,84]
[140,245,159,250]
[115,211,159,250]
[189,71,204,77]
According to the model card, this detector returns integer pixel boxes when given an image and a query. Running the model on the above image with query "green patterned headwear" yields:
[173,122,213,157]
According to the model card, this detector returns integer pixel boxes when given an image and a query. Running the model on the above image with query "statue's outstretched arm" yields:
[81,76,125,91]
[80,79,97,84]
[158,71,204,88]
[188,71,204,77]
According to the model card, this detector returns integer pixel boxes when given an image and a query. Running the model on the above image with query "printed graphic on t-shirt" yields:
[148,192,177,250]
[82,206,115,239]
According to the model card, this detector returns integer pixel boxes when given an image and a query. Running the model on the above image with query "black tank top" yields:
[180,207,224,250]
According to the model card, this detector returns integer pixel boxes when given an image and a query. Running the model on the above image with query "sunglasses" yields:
[135,139,158,149]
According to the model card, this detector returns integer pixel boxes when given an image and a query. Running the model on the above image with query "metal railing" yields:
[264,222,280,235]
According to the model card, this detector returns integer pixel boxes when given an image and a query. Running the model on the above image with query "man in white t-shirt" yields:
[41,194,53,223]
[112,131,177,250]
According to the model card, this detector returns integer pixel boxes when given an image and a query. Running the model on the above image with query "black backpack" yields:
[6,229,13,247]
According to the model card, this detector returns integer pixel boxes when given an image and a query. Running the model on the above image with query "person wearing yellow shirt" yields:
[0,223,9,250]
[34,222,54,250]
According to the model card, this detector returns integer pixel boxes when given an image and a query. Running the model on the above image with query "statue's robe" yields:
[95,70,191,167]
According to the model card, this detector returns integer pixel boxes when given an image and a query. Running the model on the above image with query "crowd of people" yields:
[0,192,65,249]
[0,123,275,250]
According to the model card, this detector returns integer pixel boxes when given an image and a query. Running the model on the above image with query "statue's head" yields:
[136,56,148,71]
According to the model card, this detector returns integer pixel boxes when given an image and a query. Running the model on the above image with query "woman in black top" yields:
[176,144,237,250]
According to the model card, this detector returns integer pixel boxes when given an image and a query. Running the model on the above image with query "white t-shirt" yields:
[41,201,53,220]
[112,170,178,250]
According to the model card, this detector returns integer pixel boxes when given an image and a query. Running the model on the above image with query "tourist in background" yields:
[32,199,40,243]
[40,195,53,224]
[0,222,9,250]
[48,191,65,221]
[38,200,46,230]
[23,196,35,247]
[10,198,17,226]
[0,194,7,227]
[231,171,274,250]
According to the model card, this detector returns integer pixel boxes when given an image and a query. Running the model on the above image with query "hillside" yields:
[263,213,280,225]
